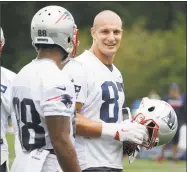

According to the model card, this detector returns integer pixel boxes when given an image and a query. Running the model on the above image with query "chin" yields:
[107,49,117,54]
[103,51,116,58]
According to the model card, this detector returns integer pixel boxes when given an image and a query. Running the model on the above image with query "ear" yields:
[121,29,124,37]
[91,27,96,40]
[77,40,80,47]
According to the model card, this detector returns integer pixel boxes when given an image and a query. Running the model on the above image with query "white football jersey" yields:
[63,50,125,170]
[1,66,16,164]
[12,58,76,152]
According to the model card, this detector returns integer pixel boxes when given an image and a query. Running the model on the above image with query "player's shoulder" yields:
[112,65,123,81]
[65,58,83,69]
[34,59,73,89]
[65,50,89,68]
[75,50,88,61]
[73,50,95,70]
[63,59,86,85]
[75,50,95,64]
[26,58,61,77]
[113,65,122,75]
[1,66,16,77]
[63,57,86,76]
[34,58,59,72]
[17,58,66,86]
[1,66,16,81]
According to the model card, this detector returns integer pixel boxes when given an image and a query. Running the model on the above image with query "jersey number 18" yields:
[13,97,46,151]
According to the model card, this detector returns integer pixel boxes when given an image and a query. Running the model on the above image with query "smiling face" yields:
[91,11,123,60]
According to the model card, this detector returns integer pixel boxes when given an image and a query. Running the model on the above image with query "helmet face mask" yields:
[71,27,79,57]
[31,5,79,58]
[0,27,5,55]
[132,113,160,149]
[132,97,178,149]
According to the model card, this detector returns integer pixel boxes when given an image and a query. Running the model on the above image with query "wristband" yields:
[101,122,118,140]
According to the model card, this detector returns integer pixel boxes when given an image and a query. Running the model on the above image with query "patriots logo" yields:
[161,111,176,130]
[55,11,73,24]
[61,94,73,108]
[47,94,73,108]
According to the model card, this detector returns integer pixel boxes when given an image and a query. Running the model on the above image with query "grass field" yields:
[6,133,186,172]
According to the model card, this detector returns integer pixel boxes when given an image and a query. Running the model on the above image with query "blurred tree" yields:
[114,14,186,105]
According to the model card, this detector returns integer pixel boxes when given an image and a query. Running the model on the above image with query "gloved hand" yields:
[117,120,147,144]
[101,120,147,145]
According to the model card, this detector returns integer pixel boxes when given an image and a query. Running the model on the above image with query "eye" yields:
[113,30,121,35]
[101,30,109,34]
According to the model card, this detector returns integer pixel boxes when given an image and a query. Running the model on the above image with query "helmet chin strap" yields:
[0,41,5,55]
[61,55,71,65]
[72,28,79,57]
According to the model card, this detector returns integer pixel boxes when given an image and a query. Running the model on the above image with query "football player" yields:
[0,27,18,172]
[10,6,81,172]
[63,10,147,172]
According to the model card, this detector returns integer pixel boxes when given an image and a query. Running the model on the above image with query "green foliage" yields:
[114,15,186,105]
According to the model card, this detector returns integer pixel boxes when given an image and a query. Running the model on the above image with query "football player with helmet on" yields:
[10,6,81,172]
[0,27,19,172]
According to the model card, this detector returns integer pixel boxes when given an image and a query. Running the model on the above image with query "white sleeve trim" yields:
[44,111,71,117]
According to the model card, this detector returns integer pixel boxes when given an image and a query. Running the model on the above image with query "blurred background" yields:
[0,1,186,171]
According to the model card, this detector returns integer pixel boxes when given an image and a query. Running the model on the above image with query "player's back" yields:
[12,58,75,151]
[63,50,125,170]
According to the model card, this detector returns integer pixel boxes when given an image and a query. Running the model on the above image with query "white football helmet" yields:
[133,97,178,149]
[0,27,5,54]
[31,5,79,57]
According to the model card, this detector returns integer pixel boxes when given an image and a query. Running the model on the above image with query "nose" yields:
[108,32,115,41]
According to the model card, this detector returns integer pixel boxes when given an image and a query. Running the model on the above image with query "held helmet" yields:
[133,97,178,149]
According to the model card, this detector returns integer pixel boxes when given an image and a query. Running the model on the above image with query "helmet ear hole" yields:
[148,106,155,112]
[67,37,71,43]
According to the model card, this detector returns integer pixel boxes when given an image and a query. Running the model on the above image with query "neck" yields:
[37,49,63,69]
[90,46,114,65]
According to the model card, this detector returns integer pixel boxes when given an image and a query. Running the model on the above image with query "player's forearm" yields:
[76,113,102,137]
[46,115,81,172]
[53,137,81,172]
